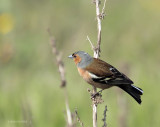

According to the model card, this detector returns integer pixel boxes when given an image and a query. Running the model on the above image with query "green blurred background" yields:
[0,0,160,126]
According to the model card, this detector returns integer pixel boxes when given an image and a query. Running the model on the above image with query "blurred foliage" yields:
[0,0,160,127]
[0,13,14,34]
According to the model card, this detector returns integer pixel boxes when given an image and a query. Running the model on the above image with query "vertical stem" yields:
[95,0,102,58]
[48,30,73,126]
[92,0,102,127]
[92,87,97,127]
[64,88,72,126]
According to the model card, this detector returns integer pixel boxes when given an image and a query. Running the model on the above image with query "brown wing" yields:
[85,58,133,84]
[85,58,114,78]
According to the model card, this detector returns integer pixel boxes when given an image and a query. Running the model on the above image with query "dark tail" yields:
[118,84,143,104]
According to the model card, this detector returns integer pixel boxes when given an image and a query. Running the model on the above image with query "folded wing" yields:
[85,58,133,85]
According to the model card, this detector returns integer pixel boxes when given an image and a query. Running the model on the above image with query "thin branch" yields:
[88,0,107,127]
[65,90,73,126]
[102,105,107,127]
[100,0,107,19]
[75,109,84,127]
[102,0,107,13]
[21,100,33,127]
[95,0,102,58]
[48,29,73,127]
[92,86,98,127]
[92,0,102,127]
[48,29,66,87]
[87,35,95,51]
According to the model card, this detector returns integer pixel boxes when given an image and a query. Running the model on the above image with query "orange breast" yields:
[77,68,91,82]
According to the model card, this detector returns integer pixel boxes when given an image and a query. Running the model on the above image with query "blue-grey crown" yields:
[75,51,93,68]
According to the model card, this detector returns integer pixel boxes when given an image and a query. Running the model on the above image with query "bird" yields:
[68,51,143,104]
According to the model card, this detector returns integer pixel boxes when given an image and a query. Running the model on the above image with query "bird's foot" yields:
[91,89,103,99]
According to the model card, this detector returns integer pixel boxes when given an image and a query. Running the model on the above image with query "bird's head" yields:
[68,51,93,68]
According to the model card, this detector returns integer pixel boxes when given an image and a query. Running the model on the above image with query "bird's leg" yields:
[91,89,103,99]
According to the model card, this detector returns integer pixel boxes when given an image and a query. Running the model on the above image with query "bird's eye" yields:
[72,53,77,58]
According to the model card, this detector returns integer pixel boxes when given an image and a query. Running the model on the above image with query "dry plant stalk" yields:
[21,100,33,127]
[48,29,73,127]
[102,105,107,127]
[87,0,107,127]
[75,109,84,127]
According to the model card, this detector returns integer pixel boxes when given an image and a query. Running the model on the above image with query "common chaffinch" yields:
[68,51,143,104]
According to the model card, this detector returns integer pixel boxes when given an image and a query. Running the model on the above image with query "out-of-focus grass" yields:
[0,0,160,127]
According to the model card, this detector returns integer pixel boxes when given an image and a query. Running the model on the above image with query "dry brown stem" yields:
[21,100,33,127]
[87,0,107,127]
[102,105,107,127]
[48,29,66,87]
[75,109,84,127]
[48,29,73,127]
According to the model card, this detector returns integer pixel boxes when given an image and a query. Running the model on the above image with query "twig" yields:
[92,87,97,127]
[95,0,102,58]
[93,0,102,127]
[87,0,107,127]
[65,90,73,126]
[48,29,73,127]
[21,100,33,127]
[102,105,107,127]
[100,0,107,19]
[87,35,95,51]
[48,29,66,87]
[102,0,107,13]
[75,109,84,127]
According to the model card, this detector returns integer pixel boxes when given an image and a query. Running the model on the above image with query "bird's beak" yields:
[68,55,73,59]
